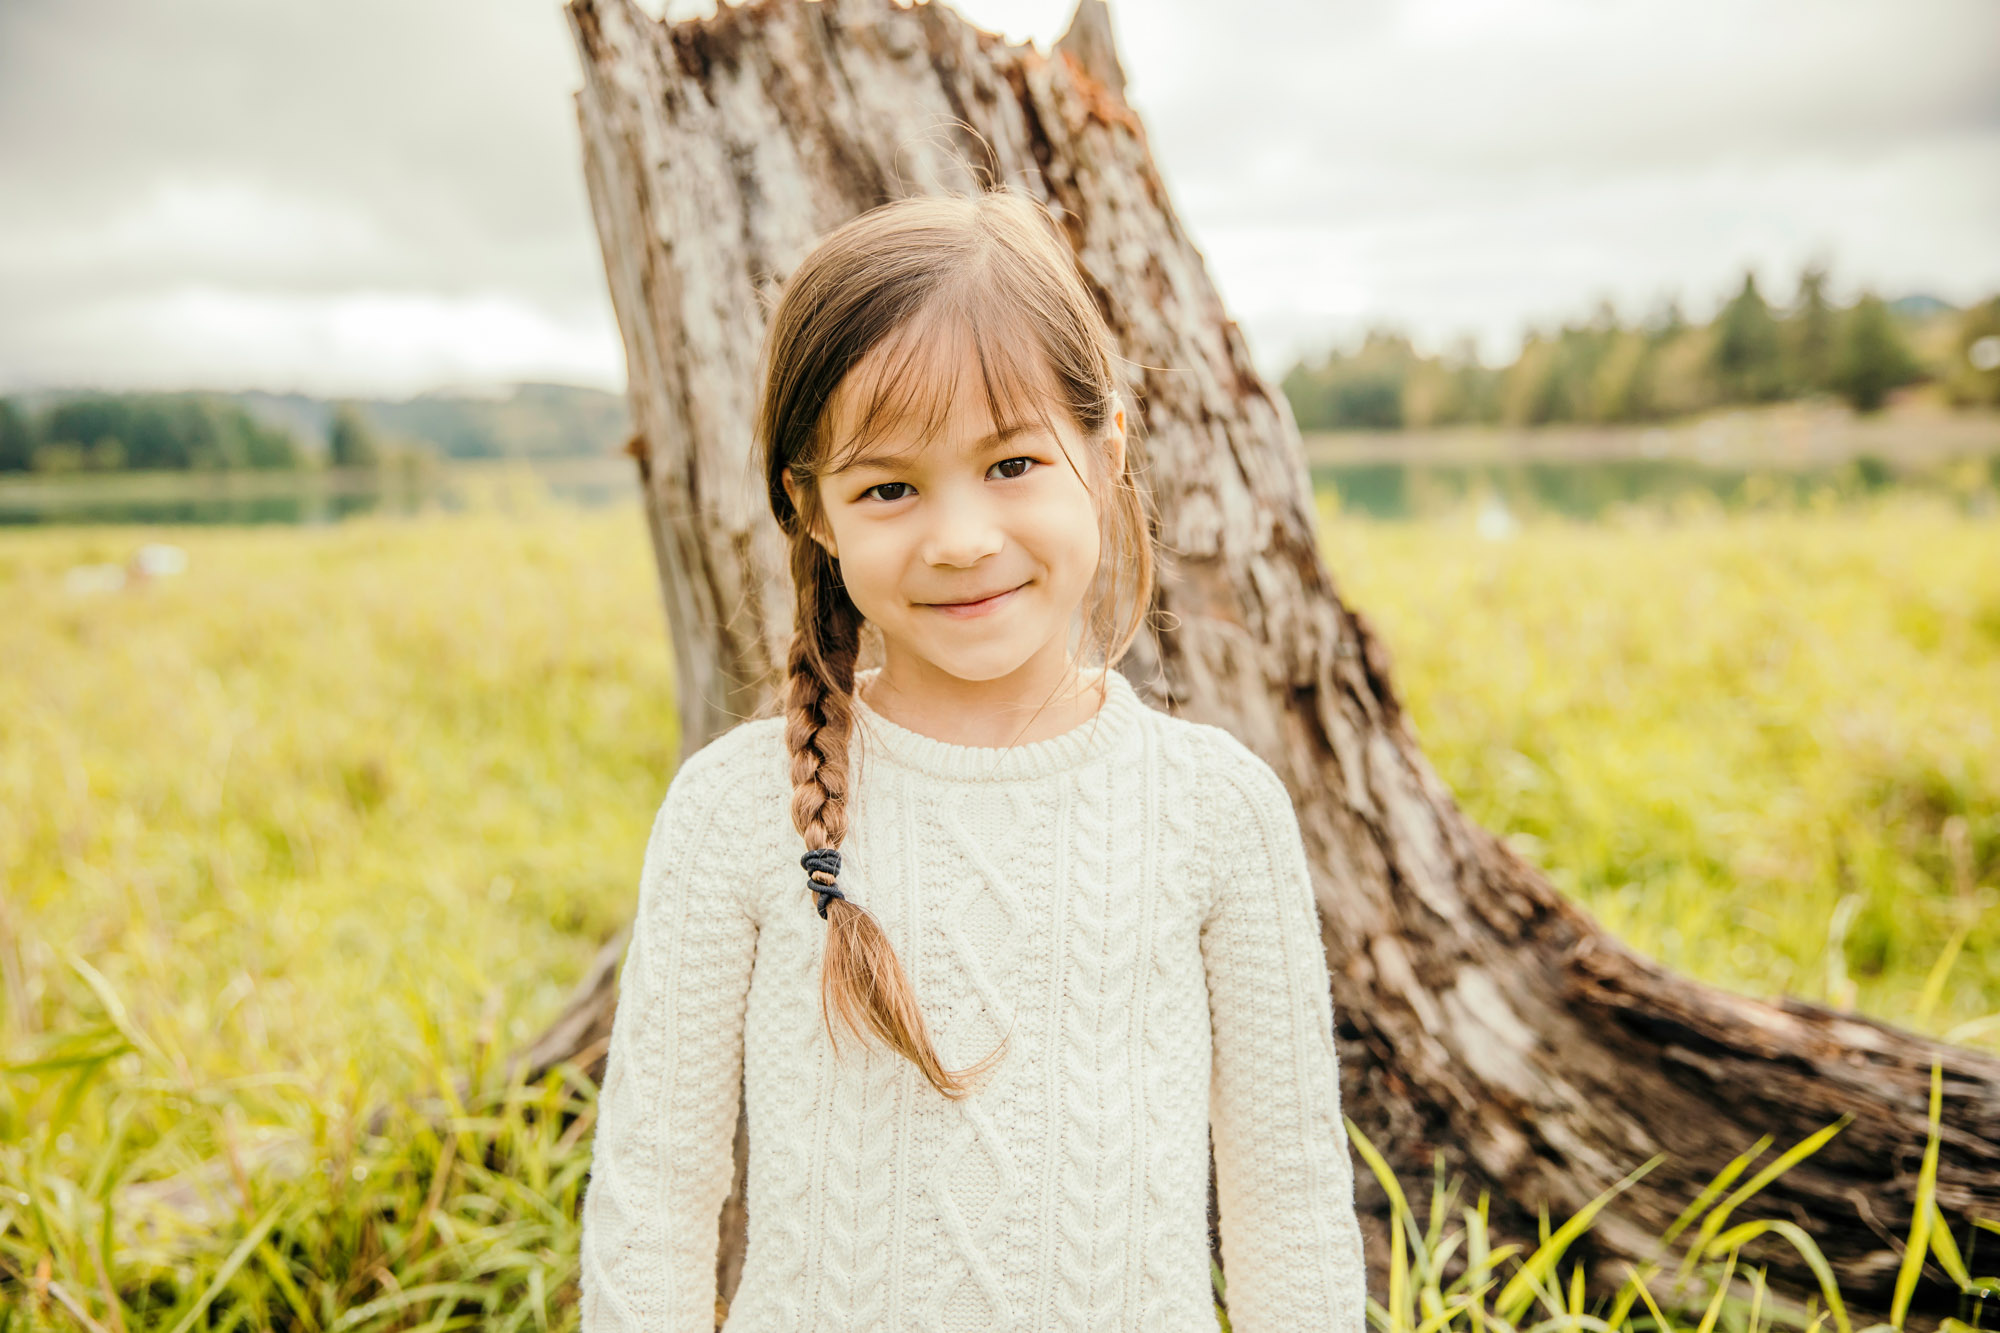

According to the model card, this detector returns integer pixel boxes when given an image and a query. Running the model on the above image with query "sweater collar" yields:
[851,665,1146,782]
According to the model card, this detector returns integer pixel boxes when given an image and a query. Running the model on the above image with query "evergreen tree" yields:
[1785,263,1837,393]
[1500,333,1562,426]
[1830,293,1920,413]
[1561,308,1626,422]
[0,398,34,471]
[1445,336,1502,426]
[1589,330,1656,423]
[328,403,384,468]
[1710,271,1784,402]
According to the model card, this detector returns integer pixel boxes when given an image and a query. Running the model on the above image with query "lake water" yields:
[1313,454,1994,518]
[2,446,1995,527]
[0,457,640,527]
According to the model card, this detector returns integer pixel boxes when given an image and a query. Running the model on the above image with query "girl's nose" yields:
[919,494,1005,568]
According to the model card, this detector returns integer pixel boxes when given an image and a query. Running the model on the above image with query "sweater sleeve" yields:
[1201,740,1368,1333]
[578,747,761,1332]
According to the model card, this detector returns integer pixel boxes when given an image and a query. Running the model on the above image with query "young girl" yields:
[578,188,1367,1332]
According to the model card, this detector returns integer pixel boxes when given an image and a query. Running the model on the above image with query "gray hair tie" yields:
[801,848,845,919]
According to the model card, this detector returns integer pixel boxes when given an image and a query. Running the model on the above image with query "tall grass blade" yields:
[1693,1248,1738,1333]
[1709,1219,1851,1333]
[1660,1137,1770,1253]
[162,1194,288,1333]
[1495,1155,1662,1324]
[1923,1199,1970,1291]
[1889,1061,1944,1328]
[1680,1116,1851,1284]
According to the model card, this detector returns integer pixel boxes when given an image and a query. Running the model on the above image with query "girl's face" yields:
[789,335,1124,689]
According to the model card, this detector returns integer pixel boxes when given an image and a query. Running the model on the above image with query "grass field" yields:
[1,482,1995,1327]
[1317,492,1999,1042]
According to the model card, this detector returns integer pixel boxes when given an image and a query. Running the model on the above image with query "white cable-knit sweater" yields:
[577,667,1368,1332]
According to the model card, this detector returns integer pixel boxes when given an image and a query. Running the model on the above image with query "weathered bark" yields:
[551,0,2000,1322]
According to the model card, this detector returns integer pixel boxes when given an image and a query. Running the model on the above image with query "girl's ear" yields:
[782,466,840,559]
[1107,403,1127,477]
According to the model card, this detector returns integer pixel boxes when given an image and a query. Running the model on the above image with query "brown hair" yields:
[755,187,1155,1099]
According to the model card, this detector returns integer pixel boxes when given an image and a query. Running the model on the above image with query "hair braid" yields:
[758,186,1142,1098]
[783,536,1004,1100]
[784,544,859,853]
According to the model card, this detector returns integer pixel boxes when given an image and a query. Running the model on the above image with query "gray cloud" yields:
[1109,0,2000,363]
[0,0,613,393]
[1,0,1995,393]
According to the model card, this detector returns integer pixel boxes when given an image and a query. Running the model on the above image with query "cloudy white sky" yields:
[1,0,1995,398]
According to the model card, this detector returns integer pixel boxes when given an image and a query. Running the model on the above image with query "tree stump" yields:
[554,0,2000,1321]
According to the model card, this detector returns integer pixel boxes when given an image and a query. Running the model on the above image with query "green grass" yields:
[2,482,1996,1327]
[1319,490,2000,1043]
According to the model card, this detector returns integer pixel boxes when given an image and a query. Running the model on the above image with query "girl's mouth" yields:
[922,581,1026,619]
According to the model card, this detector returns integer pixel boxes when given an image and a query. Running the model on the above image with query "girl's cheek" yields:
[1047,495,1102,563]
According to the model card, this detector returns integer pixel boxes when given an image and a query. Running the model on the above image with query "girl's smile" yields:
[918,578,1029,618]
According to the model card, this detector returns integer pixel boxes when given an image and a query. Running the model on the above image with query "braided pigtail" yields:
[784,536,1004,1100]
[759,187,1134,1096]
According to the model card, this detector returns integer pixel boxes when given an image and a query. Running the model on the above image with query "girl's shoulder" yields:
[654,711,793,828]
[1136,696,1288,780]
[676,709,791,777]
[1127,705,1305,916]
[1133,700,1293,815]
[634,714,793,922]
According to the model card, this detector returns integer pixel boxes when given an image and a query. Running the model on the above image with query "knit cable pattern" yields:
[577,668,1367,1332]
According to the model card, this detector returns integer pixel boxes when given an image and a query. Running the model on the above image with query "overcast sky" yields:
[1,0,1995,398]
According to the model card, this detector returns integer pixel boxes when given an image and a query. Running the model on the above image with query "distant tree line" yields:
[1282,269,2000,432]
[5,290,1993,470]
[0,393,305,473]
[363,383,629,460]
[0,383,631,473]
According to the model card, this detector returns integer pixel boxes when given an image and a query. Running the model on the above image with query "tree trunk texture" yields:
[552,0,2000,1322]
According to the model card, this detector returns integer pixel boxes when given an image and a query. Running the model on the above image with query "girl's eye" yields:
[861,481,914,503]
[989,456,1035,480]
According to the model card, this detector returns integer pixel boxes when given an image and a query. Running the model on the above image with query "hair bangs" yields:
[816,296,1077,476]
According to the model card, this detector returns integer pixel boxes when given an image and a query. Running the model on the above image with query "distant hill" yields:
[1888,294,1957,321]
[236,383,630,460]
